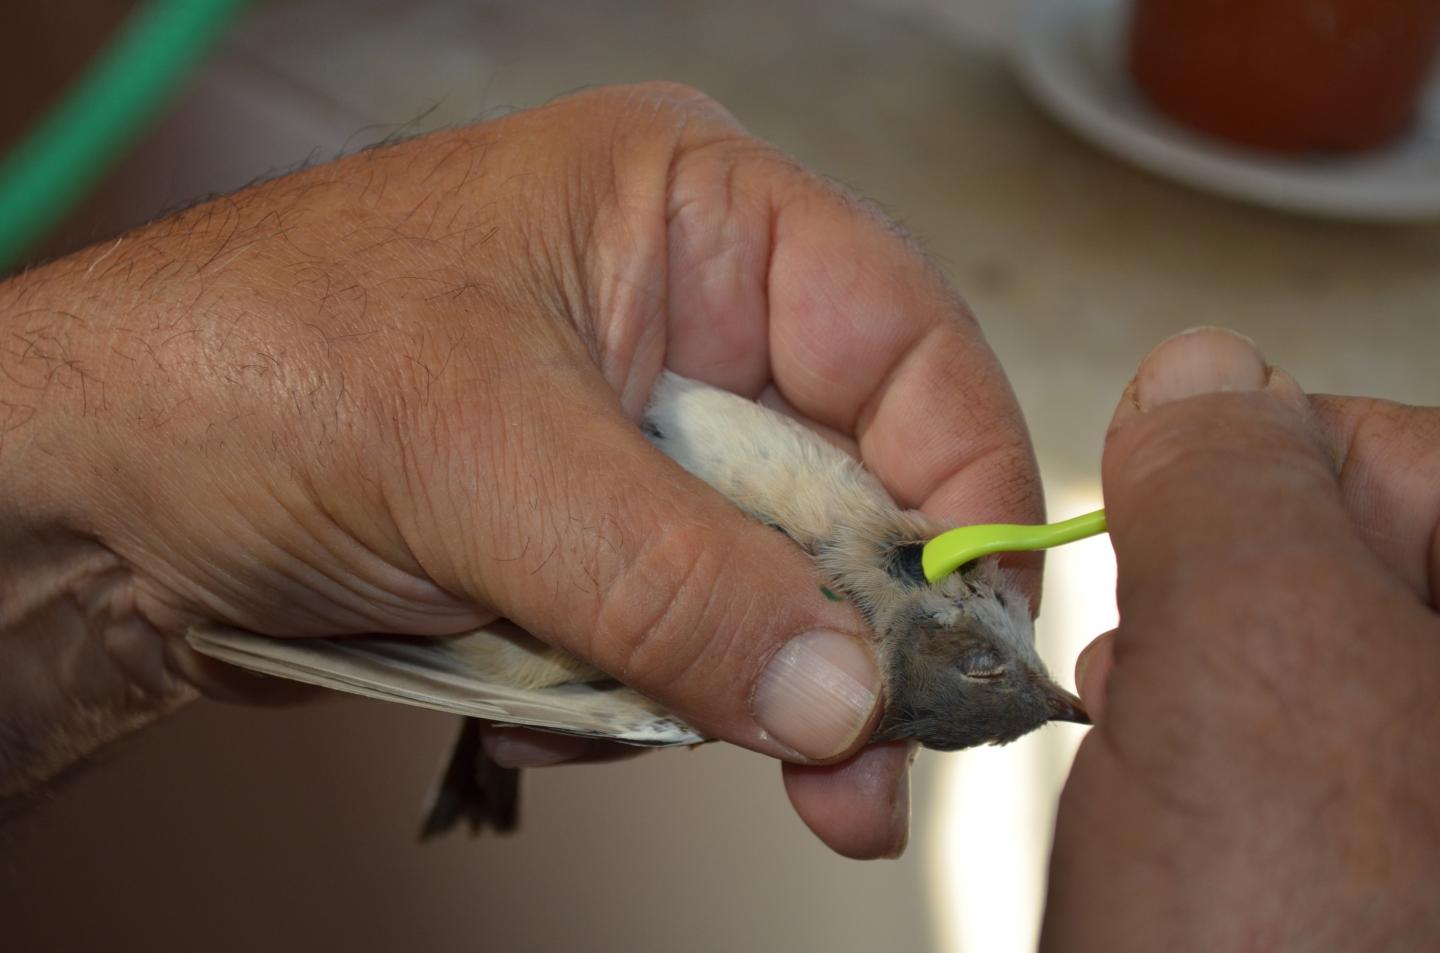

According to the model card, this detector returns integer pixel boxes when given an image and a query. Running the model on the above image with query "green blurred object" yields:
[0,0,246,272]
[922,508,1109,583]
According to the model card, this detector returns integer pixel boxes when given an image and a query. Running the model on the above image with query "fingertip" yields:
[1100,326,1342,580]
[752,629,883,762]
[782,740,917,859]
[1074,630,1116,724]
[1110,327,1269,434]
[1111,327,1313,434]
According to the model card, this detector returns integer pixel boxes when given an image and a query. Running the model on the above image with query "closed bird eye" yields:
[961,650,1006,680]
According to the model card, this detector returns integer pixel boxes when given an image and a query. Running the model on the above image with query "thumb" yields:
[420,372,882,764]
[1103,327,1368,628]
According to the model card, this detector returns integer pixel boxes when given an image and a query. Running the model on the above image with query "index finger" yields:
[664,146,1042,536]
[1309,396,1440,604]
[765,182,1043,528]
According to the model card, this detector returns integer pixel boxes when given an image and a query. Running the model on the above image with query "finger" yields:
[479,726,647,768]
[1309,396,1440,603]
[765,182,1041,527]
[1100,328,1434,734]
[1104,328,1402,622]
[1073,629,1116,724]
[664,148,1042,597]
[782,740,917,859]
[399,367,882,766]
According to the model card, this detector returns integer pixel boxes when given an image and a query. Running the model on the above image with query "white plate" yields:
[1013,0,1440,221]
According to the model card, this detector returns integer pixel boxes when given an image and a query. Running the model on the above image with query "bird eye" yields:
[961,650,1005,680]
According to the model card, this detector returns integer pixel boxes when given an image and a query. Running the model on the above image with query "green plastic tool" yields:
[0,0,245,271]
[921,508,1109,584]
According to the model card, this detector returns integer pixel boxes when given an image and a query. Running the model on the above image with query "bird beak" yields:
[1038,677,1090,725]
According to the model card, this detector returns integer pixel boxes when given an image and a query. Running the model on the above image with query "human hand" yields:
[0,84,1041,855]
[1042,328,1440,948]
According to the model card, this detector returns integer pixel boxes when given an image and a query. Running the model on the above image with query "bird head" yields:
[834,539,1088,750]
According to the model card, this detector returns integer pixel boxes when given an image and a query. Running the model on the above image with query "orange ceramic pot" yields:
[1129,0,1440,154]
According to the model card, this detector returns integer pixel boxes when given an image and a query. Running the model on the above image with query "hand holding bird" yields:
[0,83,1044,857]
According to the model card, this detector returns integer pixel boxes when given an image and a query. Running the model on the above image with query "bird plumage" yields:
[427,371,1085,834]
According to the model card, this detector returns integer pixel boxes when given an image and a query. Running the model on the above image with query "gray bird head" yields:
[835,540,1088,751]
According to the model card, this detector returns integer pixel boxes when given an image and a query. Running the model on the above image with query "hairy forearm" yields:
[0,121,518,808]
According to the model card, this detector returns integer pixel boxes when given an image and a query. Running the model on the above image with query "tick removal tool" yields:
[921,509,1110,584]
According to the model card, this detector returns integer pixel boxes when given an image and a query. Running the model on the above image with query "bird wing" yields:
[186,624,703,747]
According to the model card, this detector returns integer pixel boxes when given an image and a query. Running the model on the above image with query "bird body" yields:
[191,370,1086,836]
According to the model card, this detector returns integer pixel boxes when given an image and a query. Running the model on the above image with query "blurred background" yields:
[2,1,1437,950]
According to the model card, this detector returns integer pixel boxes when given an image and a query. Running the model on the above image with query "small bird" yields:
[423,371,1087,836]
